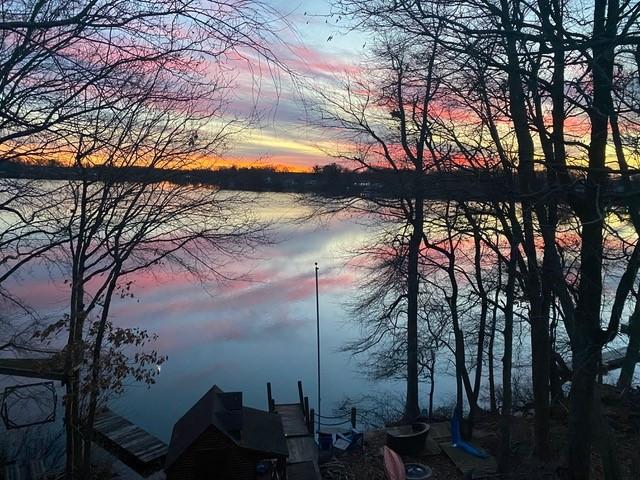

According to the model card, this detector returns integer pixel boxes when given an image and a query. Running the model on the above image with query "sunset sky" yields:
[222,0,368,172]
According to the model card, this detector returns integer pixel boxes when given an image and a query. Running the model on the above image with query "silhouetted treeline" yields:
[1,160,637,202]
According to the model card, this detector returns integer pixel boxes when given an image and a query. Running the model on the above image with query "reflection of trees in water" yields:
[0,1,284,477]
[2,382,56,429]
[0,382,65,472]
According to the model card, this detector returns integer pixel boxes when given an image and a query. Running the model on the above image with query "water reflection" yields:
[1,192,457,445]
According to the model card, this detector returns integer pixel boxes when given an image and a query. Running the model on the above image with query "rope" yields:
[317,419,352,427]
[314,412,351,420]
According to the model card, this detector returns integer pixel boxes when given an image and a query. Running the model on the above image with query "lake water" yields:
[105,192,439,441]
[3,189,637,467]
[1,192,458,448]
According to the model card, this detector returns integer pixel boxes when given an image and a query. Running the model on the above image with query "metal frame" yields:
[1,381,57,429]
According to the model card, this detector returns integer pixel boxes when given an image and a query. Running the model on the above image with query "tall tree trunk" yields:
[568,0,616,477]
[593,388,622,480]
[405,194,424,421]
[549,306,564,403]
[66,294,85,479]
[428,351,436,420]
[500,239,517,472]
[498,0,551,456]
[488,247,502,416]
[466,209,489,431]
[488,298,498,415]
[445,235,468,422]
[81,272,120,477]
[443,232,475,420]
[66,178,91,479]
[568,337,600,479]
[618,297,640,388]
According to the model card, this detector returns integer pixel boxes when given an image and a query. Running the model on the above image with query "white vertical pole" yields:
[315,262,321,433]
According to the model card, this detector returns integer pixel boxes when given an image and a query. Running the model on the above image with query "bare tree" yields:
[0,0,287,295]
[332,1,640,476]
[21,63,268,477]
[0,0,284,161]
[0,2,294,477]
[309,32,455,420]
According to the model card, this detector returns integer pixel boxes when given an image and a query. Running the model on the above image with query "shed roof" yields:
[165,385,288,469]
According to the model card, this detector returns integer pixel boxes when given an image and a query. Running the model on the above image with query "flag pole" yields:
[315,262,321,433]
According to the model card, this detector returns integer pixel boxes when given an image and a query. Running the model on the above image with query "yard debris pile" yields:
[319,429,459,480]
[319,396,640,480]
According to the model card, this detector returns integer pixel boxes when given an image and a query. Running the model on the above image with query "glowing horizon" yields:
[216,0,367,171]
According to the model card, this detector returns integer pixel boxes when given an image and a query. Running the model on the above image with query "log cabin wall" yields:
[166,426,261,480]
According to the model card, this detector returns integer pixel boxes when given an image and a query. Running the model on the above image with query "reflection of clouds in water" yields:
[5,192,449,442]
[110,196,386,438]
[172,361,233,387]
[105,205,367,357]
[108,260,356,351]
[151,309,308,352]
[271,216,367,253]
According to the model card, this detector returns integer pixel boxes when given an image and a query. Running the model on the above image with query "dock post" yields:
[304,396,310,426]
[597,353,604,384]
[267,382,273,412]
[351,407,357,429]
[298,380,304,408]
[309,408,315,435]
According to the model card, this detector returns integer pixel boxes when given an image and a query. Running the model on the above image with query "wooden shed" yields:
[165,385,288,480]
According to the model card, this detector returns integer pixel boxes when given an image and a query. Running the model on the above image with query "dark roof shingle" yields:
[166,385,288,469]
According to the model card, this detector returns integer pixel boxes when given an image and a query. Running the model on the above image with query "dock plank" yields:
[286,436,318,464]
[0,357,66,381]
[93,409,167,475]
[563,346,638,374]
[429,422,452,441]
[271,383,320,480]
[441,443,497,479]
[423,436,442,456]
[601,346,633,371]
[287,461,320,480]
[274,404,309,437]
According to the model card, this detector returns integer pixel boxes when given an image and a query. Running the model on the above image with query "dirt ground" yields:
[320,385,640,480]
[320,428,460,480]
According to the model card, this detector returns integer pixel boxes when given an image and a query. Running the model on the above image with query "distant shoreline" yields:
[0,161,633,202]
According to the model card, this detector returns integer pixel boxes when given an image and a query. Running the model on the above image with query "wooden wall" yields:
[166,427,269,480]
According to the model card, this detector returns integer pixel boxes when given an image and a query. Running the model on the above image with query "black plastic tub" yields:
[385,422,430,455]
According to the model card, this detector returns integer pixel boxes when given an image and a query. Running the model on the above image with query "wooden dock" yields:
[275,403,312,437]
[0,356,66,382]
[93,408,167,475]
[429,421,498,479]
[600,346,636,371]
[267,381,321,480]
[3,460,47,480]
[563,346,638,374]
[440,443,498,479]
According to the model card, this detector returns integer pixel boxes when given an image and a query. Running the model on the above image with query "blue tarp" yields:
[451,409,489,459]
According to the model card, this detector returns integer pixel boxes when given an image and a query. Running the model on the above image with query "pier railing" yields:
[267,380,367,433]
[313,409,357,429]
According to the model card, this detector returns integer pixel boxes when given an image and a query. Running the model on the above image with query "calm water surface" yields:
[3,192,457,445]
[6,190,637,467]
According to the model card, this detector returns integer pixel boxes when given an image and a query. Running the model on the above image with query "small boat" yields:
[384,446,433,480]
[383,446,405,480]
[385,422,430,455]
